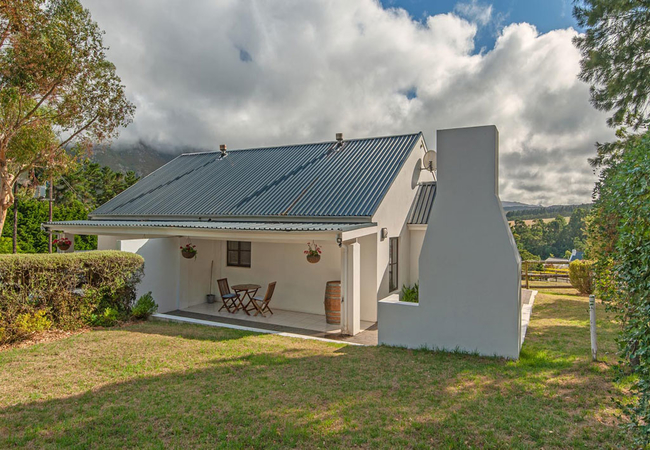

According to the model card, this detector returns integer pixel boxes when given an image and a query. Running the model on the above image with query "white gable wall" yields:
[371,135,433,301]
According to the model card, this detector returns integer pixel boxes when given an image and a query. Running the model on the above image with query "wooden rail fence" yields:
[521,260,572,289]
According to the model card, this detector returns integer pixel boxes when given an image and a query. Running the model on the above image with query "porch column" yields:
[341,241,361,335]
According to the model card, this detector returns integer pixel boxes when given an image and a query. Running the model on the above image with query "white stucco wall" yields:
[371,135,433,300]
[178,238,220,309]
[176,239,342,316]
[97,235,119,250]
[378,126,522,359]
[408,228,426,286]
[359,233,378,322]
[118,237,181,314]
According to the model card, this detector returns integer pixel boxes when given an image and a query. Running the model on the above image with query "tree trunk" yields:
[0,163,16,240]
[48,177,53,253]
[12,183,17,253]
[0,203,8,241]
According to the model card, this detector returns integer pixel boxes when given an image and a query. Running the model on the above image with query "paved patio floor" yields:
[165,303,378,345]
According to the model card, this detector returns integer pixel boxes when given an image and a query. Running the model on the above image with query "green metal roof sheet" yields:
[407,182,436,225]
[91,133,422,219]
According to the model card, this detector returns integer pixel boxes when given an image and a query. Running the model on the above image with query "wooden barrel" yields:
[324,280,341,324]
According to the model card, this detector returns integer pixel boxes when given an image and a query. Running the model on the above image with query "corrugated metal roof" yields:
[44,220,374,233]
[91,133,422,219]
[407,182,436,224]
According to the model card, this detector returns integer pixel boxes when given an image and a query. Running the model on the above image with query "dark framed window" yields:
[227,241,251,267]
[389,237,399,292]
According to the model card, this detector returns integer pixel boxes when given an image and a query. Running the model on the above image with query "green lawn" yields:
[0,289,631,448]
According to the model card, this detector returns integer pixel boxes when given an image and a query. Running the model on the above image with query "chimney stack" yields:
[335,132,343,142]
[219,144,227,156]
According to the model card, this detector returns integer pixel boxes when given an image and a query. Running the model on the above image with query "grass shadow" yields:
[0,333,630,448]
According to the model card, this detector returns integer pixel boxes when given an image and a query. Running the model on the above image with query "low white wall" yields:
[118,237,180,313]
[379,126,522,359]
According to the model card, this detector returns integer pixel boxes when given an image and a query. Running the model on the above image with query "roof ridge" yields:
[179,132,422,157]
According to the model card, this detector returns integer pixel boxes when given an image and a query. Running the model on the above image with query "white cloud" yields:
[454,0,493,26]
[83,0,613,205]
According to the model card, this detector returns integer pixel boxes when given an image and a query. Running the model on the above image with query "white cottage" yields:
[45,126,522,358]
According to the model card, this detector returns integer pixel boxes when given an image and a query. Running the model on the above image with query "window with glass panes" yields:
[227,241,251,267]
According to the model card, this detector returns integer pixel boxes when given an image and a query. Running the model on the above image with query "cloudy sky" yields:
[83,0,614,205]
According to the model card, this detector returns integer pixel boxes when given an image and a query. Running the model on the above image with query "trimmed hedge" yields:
[0,251,144,343]
[568,260,594,295]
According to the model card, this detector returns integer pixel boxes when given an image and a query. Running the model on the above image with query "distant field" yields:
[508,216,571,226]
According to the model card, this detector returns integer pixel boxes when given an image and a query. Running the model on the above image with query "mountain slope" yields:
[91,142,178,177]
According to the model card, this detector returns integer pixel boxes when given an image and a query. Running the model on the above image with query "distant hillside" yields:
[501,201,541,212]
[506,204,592,221]
[91,142,178,177]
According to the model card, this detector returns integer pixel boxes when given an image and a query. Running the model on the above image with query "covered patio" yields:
[43,220,380,337]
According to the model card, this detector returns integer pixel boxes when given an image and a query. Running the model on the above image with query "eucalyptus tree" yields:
[0,0,134,235]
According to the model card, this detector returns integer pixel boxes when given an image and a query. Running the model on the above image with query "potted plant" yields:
[304,241,322,263]
[181,243,197,259]
[54,237,72,251]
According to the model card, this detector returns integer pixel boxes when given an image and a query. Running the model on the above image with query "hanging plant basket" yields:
[304,241,322,263]
[181,243,197,259]
[54,237,71,251]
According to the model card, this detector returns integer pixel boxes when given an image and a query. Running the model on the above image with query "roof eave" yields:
[87,213,373,223]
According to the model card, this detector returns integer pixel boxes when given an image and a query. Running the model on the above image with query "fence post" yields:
[589,294,597,361]
[525,261,529,289]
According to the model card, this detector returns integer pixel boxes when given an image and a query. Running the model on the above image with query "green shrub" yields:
[401,283,419,303]
[588,131,650,444]
[0,251,144,343]
[131,292,158,320]
[15,310,52,335]
[90,307,119,327]
[568,260,594,294]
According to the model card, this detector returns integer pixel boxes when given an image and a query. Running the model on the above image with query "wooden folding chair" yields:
[217,278,239,313]
[244,282,276,317]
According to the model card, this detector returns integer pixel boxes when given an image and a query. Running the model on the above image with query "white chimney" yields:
[378,125,522,359]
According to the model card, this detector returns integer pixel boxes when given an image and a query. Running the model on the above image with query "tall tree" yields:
[575,1,650,443]
[574,0,650,131]
[0,0,134,236]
